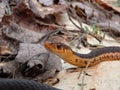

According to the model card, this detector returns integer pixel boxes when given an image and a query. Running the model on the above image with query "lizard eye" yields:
[56,44,62,49]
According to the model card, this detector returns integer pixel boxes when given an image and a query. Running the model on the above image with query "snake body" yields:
[44,42,120,67]
[0,79,60,90]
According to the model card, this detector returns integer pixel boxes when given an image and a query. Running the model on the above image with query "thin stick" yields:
[5,0,12,15]
[78,60,92,90]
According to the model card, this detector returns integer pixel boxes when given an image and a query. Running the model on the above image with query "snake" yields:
[44,42,120,67]
[0,47,60,90]
[0,79,60,90]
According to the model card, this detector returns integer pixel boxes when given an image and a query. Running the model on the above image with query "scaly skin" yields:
[44,42,120,67]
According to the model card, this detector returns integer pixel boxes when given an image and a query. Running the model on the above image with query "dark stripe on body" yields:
[74,46,120,58]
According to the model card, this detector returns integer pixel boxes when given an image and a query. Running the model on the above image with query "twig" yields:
[67,11,81,30]
[5,0,12,15]
[1,54,15,62]
[34,18,65,29]
[67,4,102,45]
[78,60,92,90]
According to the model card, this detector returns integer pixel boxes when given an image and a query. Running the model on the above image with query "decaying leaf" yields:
[2,22,52,43]
[0,60,19,78]
[15,43,62,81]
[1,2,58,31]
[0,1,6,22]
[43,78,60,85]
[38,0,55,6]
[0,2,60,44]
[68,0,120,38]
[0,46,12,55]
[0,42,16,62]
[29,0,67,18]
[0,1,63,81]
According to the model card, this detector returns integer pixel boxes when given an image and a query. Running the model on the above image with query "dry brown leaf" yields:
[1,2,58,32]
[69,0,120,38]
[29,0,67,18]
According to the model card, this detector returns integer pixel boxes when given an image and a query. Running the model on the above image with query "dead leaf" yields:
[68,0,120,39]
[15,43,62,81]
[0,1,6,22]
[38,0,54,6]
[29,0,67,18]
[1,2,58,32]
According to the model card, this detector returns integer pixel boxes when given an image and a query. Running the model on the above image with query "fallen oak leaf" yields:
[29,0,67,18]
[69,0,120,39]
[1,2,58,33]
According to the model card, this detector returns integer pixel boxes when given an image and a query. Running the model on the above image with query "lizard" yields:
[44,42,120,67]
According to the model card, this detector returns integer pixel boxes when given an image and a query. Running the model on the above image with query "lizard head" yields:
[44,42,73,58]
